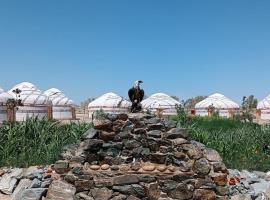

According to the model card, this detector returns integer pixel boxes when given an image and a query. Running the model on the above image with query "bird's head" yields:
[133,80,143,89]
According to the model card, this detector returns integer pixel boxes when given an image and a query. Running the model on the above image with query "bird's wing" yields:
[139,89,144,101]
[128,88,134,101]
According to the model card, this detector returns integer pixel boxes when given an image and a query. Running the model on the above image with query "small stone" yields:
[193,158,211,176]
[89,165,100,170]
[75,180,94,192]
[147,130,162,138]
[194,189,216,200]
[204,148,222,162]
[167,165,176,172]
[101,164,110,170]
[111,165,119,171]
[168,183,193,200]
[54,160,69,174]
[164,128,188,139]
[119,165,130,172]
[90,187,112,200]
[142,163,156,171]
[210,173,227,186]
[133,128,146,135]
[93,119,112,131]
[157,165,167,172]
[172,138,188,145]
[46,180,76,200]
[113,175,139,186]
[81,128,98,140]
[130,162,141,171]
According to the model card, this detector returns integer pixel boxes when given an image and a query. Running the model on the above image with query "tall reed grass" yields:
[172,116,270,171]
[0,117,91,167]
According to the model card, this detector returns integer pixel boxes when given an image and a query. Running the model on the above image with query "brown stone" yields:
[93,119,112,131]
[168,183,193,200]
[101,164,110,170]
[193,158,211,176]
[130,162,141,171]
[167,165,176,172]
[172,138,188,146]
[99,131,117,141]
[204,148,222,162]
[142,163,156,171]
[164,128,188,139]
[119,164,130,172]
[90,187,112,200]
[145,183,161,200]
[210,173,228,186]
[113,175,139,186]
[89,165,100,170]
[194,189,216,200]
[54,160,69,174]
[174,152,186,159]
[182,144,202,159]
[156,165,167,172]
[117,113,129,121]
[75,180,94,192]
[46,180,76,200]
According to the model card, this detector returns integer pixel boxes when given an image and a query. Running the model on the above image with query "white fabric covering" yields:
[44,88,75,120]
[195,93,239,118]
[88,92,131,117]
[257,94,270,120]
[8,82,50,121]
[141,93,181,116]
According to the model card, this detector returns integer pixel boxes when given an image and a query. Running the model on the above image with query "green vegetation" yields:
[172,114,270,171]
[0,117,91,167]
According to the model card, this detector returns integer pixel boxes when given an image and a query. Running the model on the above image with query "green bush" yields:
[173,115,270,171]
[0,117,91,167]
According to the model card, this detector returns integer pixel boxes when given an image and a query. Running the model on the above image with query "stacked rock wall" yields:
[46,113,229,200]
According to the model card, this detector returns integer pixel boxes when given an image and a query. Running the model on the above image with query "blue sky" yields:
[0,0,270,104]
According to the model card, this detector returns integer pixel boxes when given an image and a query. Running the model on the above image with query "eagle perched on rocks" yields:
[128,80,144,113]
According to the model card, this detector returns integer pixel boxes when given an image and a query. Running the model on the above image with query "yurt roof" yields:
[44,88,74,106]
[257,94,270,109]
[88,92,131,109]
[141,93,181,109]
[195,93,239,109]
[0,87,13,103]
[8,82,50,106]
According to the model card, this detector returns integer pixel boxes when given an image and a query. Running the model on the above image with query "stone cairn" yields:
[47,113,229,200]
[0,113,230,200]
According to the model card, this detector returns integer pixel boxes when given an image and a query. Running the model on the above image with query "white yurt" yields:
[8,82,51,121]
[141,93,181,116]
[88,92,131,118]
[195,93,239,118]
[0,87,14,123]
[257,94,270,120]
[44,88,75,120]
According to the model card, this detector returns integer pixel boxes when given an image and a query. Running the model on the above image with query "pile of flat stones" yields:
[0,113,231,200]
[47,113,229,200]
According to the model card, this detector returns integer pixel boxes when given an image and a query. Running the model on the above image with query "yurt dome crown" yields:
[44,88,74,106]
[257,94,270,109]
[142,92,181,106]
[9,82,50,106]
[88,92,131,108]
[195,93,239,109]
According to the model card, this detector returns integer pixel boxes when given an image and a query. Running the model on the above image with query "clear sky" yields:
[0,0,270,104]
